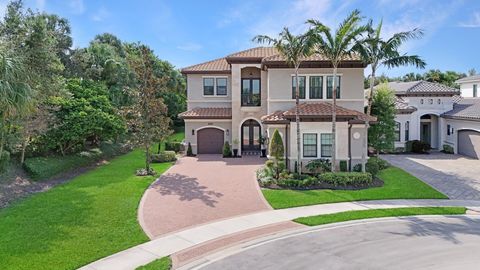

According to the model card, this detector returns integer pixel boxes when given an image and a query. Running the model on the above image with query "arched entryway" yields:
[197,127,224,154]
[241,119,261,151]
[420,114,439,149]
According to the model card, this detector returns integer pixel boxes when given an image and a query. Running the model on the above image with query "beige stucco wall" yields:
[186,74,232,110]
[184,120,232,154]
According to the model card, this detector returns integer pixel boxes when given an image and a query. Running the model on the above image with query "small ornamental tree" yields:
[368,84,396,154]
[268,129,285,178]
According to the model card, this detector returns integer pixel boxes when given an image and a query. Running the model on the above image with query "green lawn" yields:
[295,207,466,226]
[0,134,183,270]
[263,167,448,209]
[136,257,171,270]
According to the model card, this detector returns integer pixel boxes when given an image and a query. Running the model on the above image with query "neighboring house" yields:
[383,80,480,159]
[456,74,480,98]
[179,47,376,170]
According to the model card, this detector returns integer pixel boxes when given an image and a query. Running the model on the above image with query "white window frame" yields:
[202,76,228,97]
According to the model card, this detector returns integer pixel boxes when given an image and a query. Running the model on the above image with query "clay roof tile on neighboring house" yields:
[385,81,459,96]
[178,107,232,119]
[394,96,417,114]
[441,99,480,121]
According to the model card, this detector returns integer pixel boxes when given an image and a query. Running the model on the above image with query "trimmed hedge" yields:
[165,142,183,153]
[406,140,430,153]
[151,151,177,163]
[443,144,454,154]
[339,160,348,172]
[321,172,372,186]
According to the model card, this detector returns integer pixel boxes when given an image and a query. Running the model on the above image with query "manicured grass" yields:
[0,134,183,270]
[294,207,467,226]
[263,167,448,209]
[136,257,172,270]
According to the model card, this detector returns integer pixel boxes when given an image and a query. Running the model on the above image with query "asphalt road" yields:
[197,216,480,270]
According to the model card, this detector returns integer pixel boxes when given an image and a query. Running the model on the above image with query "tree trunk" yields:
[145,144,150,173]
[295,68,302,174]
[362,69,376,172]
[20,136,29,164]
[331,66,337,172]
[157,141,162,154]
[0,116,5,156]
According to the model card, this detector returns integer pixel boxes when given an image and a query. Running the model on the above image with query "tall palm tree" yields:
[307,9,368,172]
[0,47,32,156]
[358,20,425,170]
[253,28,314,174]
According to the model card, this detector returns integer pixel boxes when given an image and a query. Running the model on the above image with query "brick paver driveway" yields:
[139,155,271,238]
[381,153,480,200]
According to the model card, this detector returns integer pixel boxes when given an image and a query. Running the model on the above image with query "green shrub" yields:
[24,155,92,181]
[165,142,183,153]
[339,160,348,172]
[353,157,384,177]
[222,141,232,157]
[306,159,331,174]
[320,172,372,186]
[186,142,194,156]
[406,140,430,153]
[443,144,454,154]
[0,151,10,173]
[269,129,284,159]
[151,151,177,163]
[277,176,318,188]
[368,157,390,170]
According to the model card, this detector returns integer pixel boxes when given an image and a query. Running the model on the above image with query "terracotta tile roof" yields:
[181,58,230,74]
[394,96,417,113]
[261,102,376,124]
[178,107,232,119]
[385,81,459,96]
[441,98,480,121]
[226,47,278,59]
[456,74,480,84]
[263,53,362,62]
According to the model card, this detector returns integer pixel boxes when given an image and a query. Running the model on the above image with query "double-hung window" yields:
[216,78,227,96]
[309,76,323,99]
[320,133,333,157]
[474,84,478,97]
[292,76,306,99]
[303,133,317,158]
[394,122,401,142]
[326,76,341,99]
[203,78,215,96]
[241,78,261,106]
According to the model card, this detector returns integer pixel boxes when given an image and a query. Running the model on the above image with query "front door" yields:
[241,120,261,151]
[421,123,431,145]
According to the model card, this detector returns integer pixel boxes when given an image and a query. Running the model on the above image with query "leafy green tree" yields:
[357,19,425,172]
[46,79,125,155]
[269,129,284,159]
[126,45,172,174]
[368,84,396,154]
[307,9,368,172]
[253,28,313,174]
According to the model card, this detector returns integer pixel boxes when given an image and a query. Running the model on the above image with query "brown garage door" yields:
[458,130,480,159]
[197,128,224,154]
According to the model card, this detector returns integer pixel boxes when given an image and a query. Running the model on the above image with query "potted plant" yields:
[232,139,239,157]
[259,135,268,157]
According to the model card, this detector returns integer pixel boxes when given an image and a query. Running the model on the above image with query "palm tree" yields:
[358,20,425,170]
[307,9,368,172]
[253,28,314,174]
[0,47,32,156]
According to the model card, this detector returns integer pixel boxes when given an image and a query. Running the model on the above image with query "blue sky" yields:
[3,0,480,76]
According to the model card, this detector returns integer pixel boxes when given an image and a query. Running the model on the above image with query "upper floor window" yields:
[474,84,478,97]
[203,77,228,96]
[292,76,306,99]
[203,78,214,95]
[303,133,317,158]
[394,122,401,142]
[326,76,341,99]
[216,78,227,96]
[309,76,323,99]
[242,78,261,106]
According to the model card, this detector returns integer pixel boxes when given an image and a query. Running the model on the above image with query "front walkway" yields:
[381,153,480,200]
[80,199,480,270]
[138,155,271,238]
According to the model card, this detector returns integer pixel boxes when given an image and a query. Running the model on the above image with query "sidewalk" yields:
[79,199,480,270]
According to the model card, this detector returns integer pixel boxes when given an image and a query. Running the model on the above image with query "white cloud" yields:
[69,0,85,14]
[177,43,202,51]
[459,11,480,28]
[91,6,110,22]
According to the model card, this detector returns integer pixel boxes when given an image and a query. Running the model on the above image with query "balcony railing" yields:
[241,93,261,106]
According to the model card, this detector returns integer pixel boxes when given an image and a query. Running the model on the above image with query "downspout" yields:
[348,123,352,171]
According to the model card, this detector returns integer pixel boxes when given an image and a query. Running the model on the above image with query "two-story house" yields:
[456,74,479,97]
[387,80,480,159]
[179,47,376,170]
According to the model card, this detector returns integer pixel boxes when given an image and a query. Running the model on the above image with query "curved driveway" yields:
[196,215,480,270]
[139,155,270,238]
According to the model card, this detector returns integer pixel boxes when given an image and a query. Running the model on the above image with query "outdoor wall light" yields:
[226,129,230,136]
[192,129,195,135]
